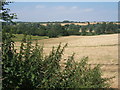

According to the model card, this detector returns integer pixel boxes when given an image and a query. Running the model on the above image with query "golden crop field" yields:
[40,22,120,26]
[15,34,119,88]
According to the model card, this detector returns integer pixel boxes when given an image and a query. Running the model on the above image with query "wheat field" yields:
[15,34,119,88]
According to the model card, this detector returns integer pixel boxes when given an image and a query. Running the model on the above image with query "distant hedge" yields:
[3,22,120,38]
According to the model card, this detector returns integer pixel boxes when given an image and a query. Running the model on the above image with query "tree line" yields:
[3,22,120,38]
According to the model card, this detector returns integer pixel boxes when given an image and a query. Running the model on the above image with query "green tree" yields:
[47,29,58,38]
[106,22,117,34]
[0,1,17,23]
[100,22,106,34]
[81,26,87,35]
[67,29,80,35]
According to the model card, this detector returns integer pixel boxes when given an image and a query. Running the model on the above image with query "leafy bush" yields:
[47,29,58,38]
[67,29,80,35]
[2,32,112,89]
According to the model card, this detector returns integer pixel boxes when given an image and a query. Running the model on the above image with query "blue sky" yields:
[7,2,118,22]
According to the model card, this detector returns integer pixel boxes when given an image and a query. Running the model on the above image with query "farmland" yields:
[14,34,119,88]
[40,22,120,26]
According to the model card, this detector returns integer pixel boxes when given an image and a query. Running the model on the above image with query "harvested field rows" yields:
[15,34,119,88]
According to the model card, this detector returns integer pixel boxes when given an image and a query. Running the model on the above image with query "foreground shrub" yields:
[2,33,112,89]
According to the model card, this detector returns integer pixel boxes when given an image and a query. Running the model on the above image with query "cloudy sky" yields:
[7,2,118,22]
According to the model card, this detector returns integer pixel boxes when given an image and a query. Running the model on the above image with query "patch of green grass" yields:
[12,34,49,42]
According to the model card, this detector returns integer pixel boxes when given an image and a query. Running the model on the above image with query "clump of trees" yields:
[3,21,120,38]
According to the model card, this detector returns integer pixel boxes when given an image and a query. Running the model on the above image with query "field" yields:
[40,22,120,26]
[14,34,119,88]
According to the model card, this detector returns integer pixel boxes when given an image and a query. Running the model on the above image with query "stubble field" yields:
[15,34,119,88]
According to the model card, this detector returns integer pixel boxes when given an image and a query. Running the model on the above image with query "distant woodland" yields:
[3,21,120,38]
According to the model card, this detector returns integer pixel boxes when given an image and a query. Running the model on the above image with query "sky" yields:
[7,2,118,22]
[10,0,120,2]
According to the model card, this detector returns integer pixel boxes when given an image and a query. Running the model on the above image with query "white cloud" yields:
[71,6,78,9]
[84,8,94,12]
[55,6,66,10]
[35,5,46,9]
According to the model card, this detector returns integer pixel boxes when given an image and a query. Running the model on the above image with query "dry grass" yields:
[14,34,119,88]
